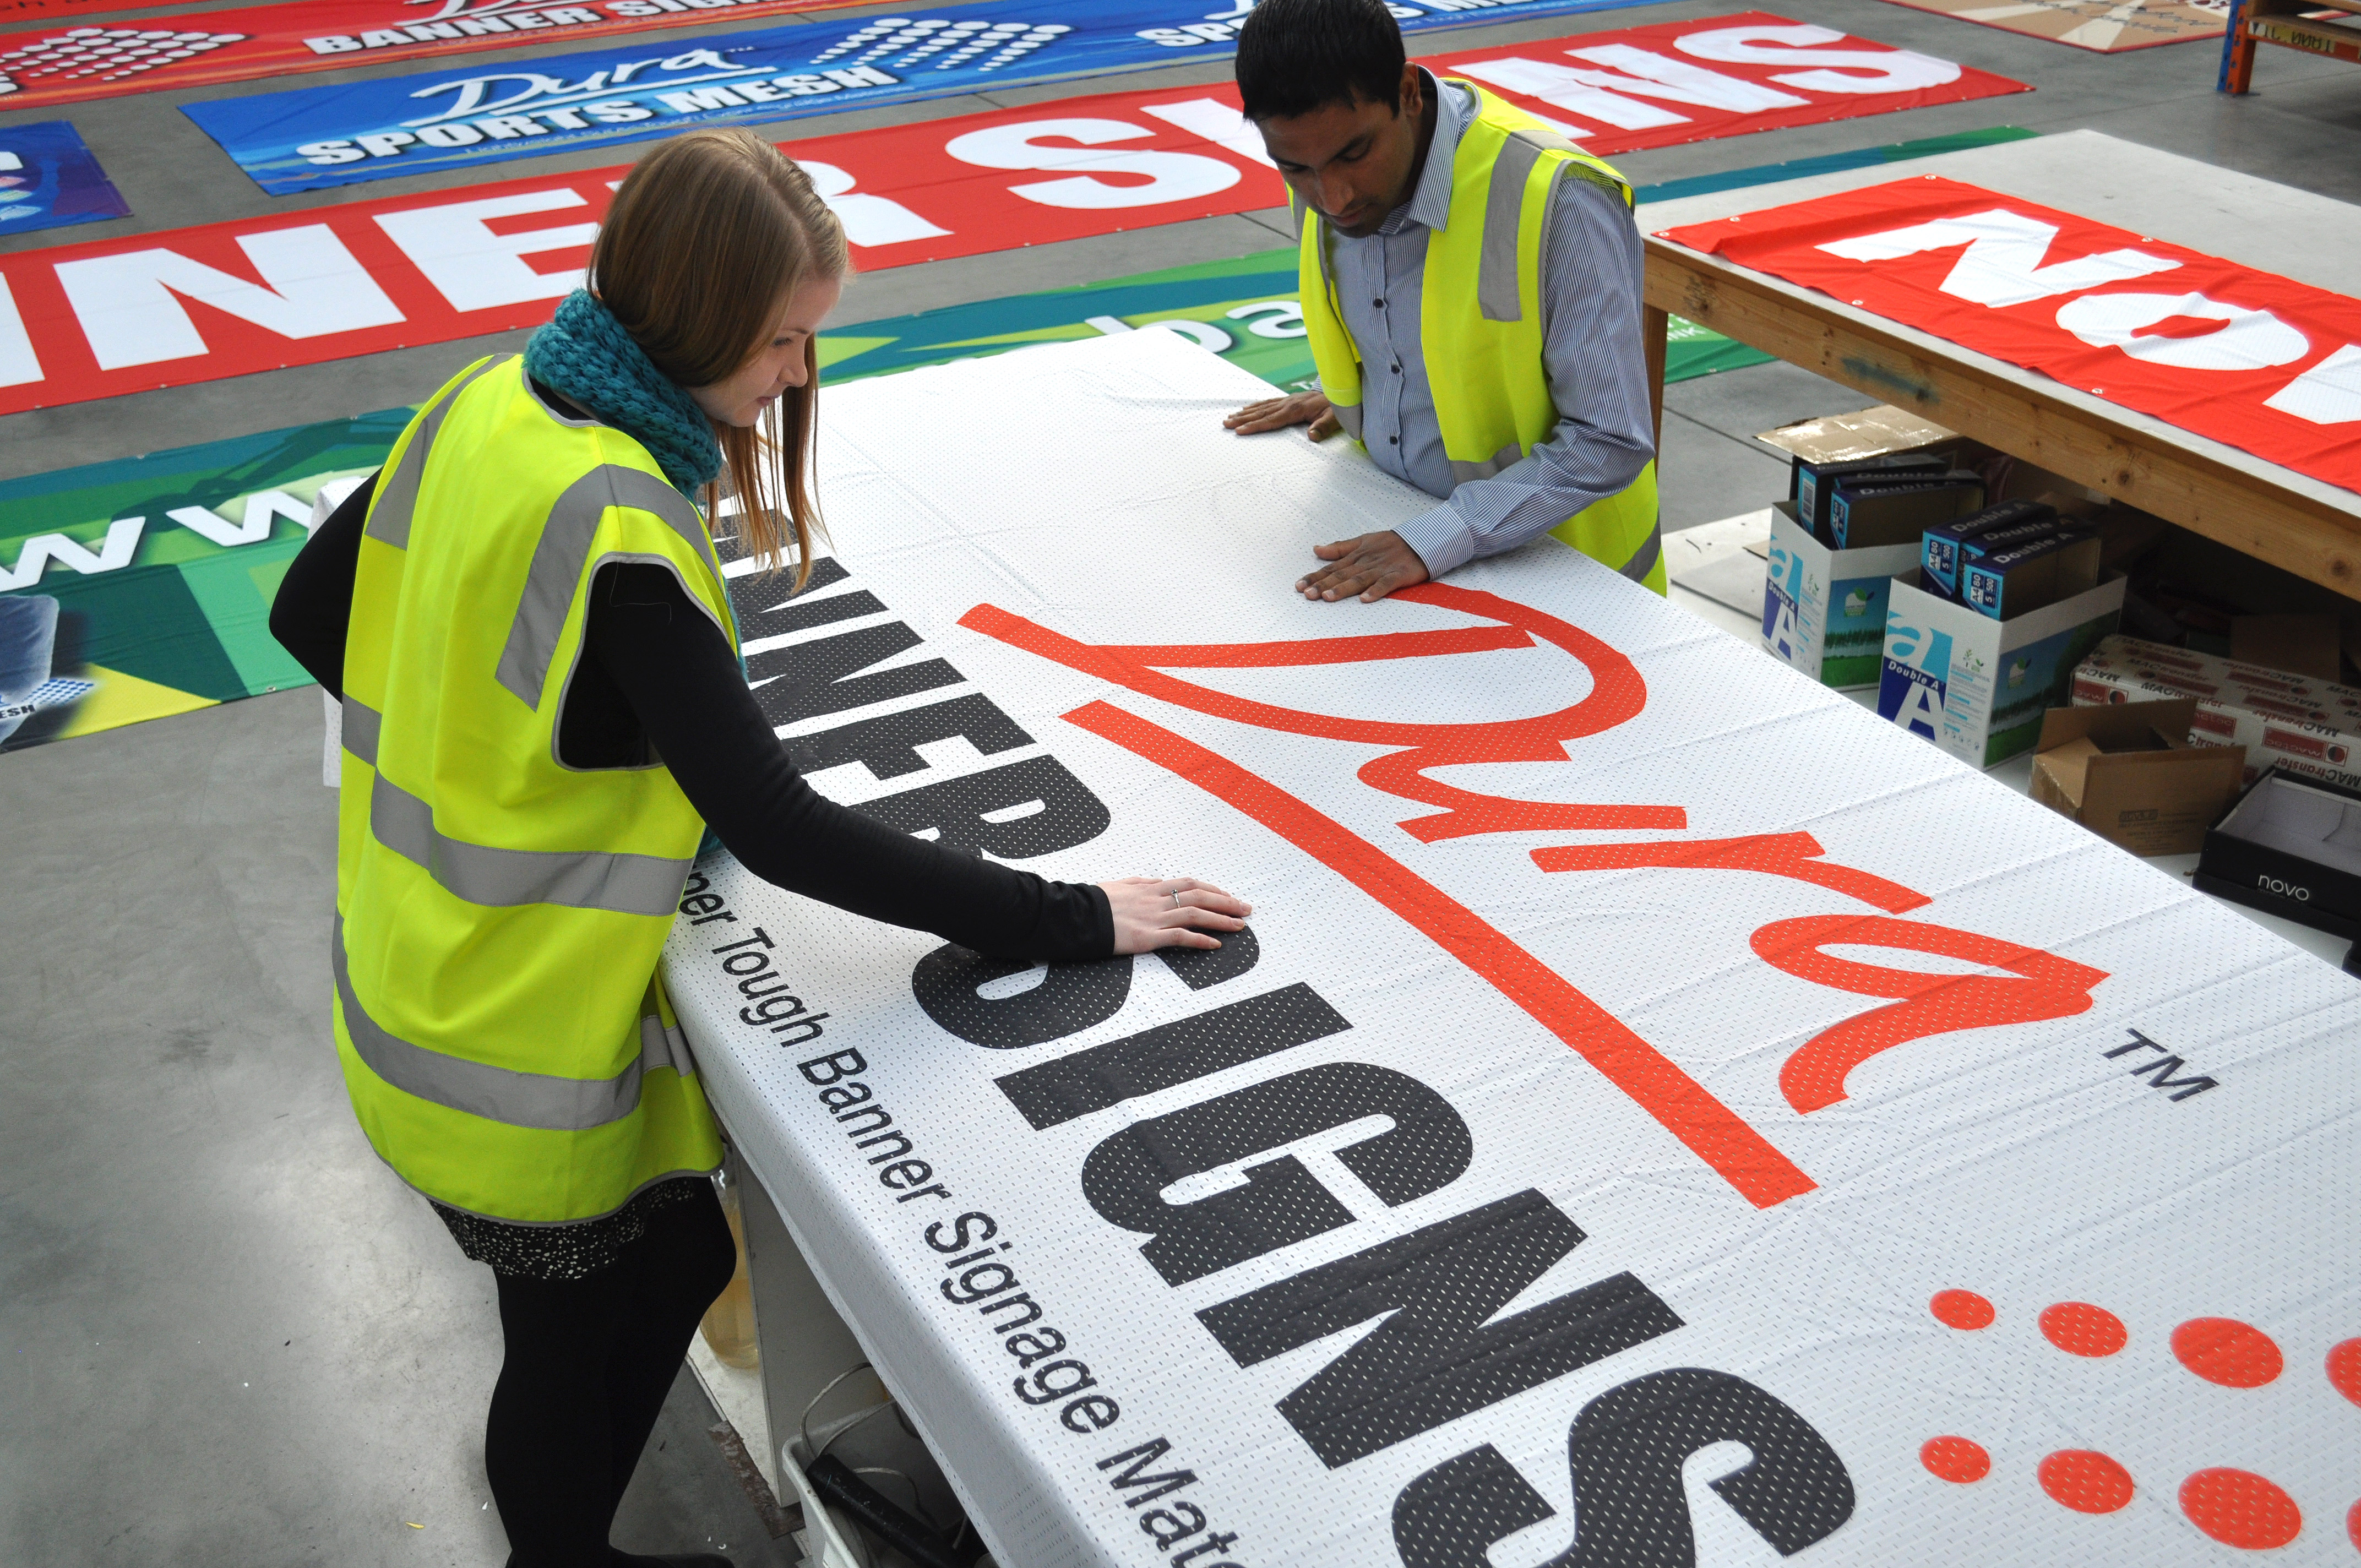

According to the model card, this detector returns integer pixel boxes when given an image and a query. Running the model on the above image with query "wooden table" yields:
[1635,130,2361,600]
[2222,0,2361,93]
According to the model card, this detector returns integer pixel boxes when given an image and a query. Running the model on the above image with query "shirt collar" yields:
[1377,69,1470,238]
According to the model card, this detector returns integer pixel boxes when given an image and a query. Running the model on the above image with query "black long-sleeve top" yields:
[271,458,1112,962]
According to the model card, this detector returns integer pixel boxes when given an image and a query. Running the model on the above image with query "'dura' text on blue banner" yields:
[181,0,1650,194]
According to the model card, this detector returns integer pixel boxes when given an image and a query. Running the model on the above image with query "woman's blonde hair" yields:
[592,129,848,586]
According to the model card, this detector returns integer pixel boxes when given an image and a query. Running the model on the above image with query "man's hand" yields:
[1098,876,1253,954]
[1298,531,1430,603]
[1225,389,1340,440]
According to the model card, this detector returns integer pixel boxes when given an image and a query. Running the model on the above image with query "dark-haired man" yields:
[1222,0,1660,603]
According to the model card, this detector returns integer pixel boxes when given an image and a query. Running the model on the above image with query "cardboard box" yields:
[2194,767,2361,940]
[2071,634,2361,791]
[1830,471,1985,549]
[1962,529,2101,620]
[1879,568,2126,767]
[1761,499,1921,690]
[2231,613,2344,683]
[2082,634,2361,714]
[1797,453,1951,540]
[1757,405,1959,468]
[1921,499,2055,600]
[2028,699,2246,856]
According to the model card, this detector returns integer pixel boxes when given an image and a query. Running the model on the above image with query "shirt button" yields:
[1373,298,1385,309]
[1388,434,1399,444]
[1391,363,1401,374]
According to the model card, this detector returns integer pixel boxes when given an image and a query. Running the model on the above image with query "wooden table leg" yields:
[1644,304,1668,456]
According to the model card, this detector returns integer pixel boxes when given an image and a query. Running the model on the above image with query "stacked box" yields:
[1795,451,1950,540]
[1830,471,1985,549]
[1761,500,1922,690]
[1962,530,2101,619]
[1879,570,2126,767]
[1922,499,2055,600]
[2070,634,2361,790]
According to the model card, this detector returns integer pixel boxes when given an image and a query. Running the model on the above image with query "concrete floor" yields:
[3,0,2358,1564]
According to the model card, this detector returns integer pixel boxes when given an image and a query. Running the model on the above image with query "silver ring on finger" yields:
[1169,890,1181,908]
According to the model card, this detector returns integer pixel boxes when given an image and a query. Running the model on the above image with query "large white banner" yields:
[665,330,2360,1568]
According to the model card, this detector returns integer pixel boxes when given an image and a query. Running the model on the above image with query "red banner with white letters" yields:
[0,0,137,20]
[0,81,1290,415]
[0,19,2025,415]
[1660,177,2361,492]
[1433,9,2024,157]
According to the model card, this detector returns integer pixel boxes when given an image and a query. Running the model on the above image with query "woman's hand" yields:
[1099,876,1253,954]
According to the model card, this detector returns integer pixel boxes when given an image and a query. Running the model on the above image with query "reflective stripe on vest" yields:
[367,355,508,550]
[369,769,691,916]
[1297,84,1664,595]
[496,464,723,710]
[333,918,693,1131]
[344,694,691,915]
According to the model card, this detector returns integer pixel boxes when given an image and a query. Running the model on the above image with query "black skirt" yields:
[431,1175,711,1281]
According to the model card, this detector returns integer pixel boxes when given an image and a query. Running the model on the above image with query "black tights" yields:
[486,1184,737,1567]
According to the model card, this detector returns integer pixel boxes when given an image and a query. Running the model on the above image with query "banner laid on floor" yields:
[662,327,2361,1568]
[0,0,862,113]
[0,245,1763,748]
[0,411,404,751]
[1876,0,2231,52]
[1,83,1283,414]
[11,30,2008,415]
[0,119,128,235]
[823,243,1772,389]
[0,0,130,20]
[182,3,2020,194]
[1659,176,2361,493]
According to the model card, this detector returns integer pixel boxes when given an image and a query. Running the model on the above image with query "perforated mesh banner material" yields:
[665,330,2360,1568]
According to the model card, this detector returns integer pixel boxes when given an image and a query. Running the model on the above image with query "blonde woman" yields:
[271,129,1247,1567]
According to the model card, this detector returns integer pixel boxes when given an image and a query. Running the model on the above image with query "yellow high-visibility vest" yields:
[1297,83,1665,592]
[333,354,728,1223]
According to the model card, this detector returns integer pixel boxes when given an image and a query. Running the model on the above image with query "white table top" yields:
[667,330,2361,1568]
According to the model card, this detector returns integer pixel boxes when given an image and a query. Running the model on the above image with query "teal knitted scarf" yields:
[525,290,721,498]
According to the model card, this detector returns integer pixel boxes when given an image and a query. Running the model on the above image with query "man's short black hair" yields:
[1236,0,1407,122]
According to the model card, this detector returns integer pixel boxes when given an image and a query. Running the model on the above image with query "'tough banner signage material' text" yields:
[179,2,2019,194]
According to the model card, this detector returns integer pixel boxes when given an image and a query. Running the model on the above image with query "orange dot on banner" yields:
[2329,1340,2361,1407]
[1932,1289,1996,1330]
[2180,1468,2302,1549]
[2173,1319,2283,1388]
[2042,1301,2129,1358]
[1921,1436,1991,1483]
[2039,1450,2136,1514]
[2346,1498,2359,1553]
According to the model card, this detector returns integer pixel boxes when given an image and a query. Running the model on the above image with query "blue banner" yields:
[182,0,1646,195]
[0,120,130,234]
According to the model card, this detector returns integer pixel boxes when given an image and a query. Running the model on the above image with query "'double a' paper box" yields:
[1879,567,2126,767]
[1760,500,1921,690]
